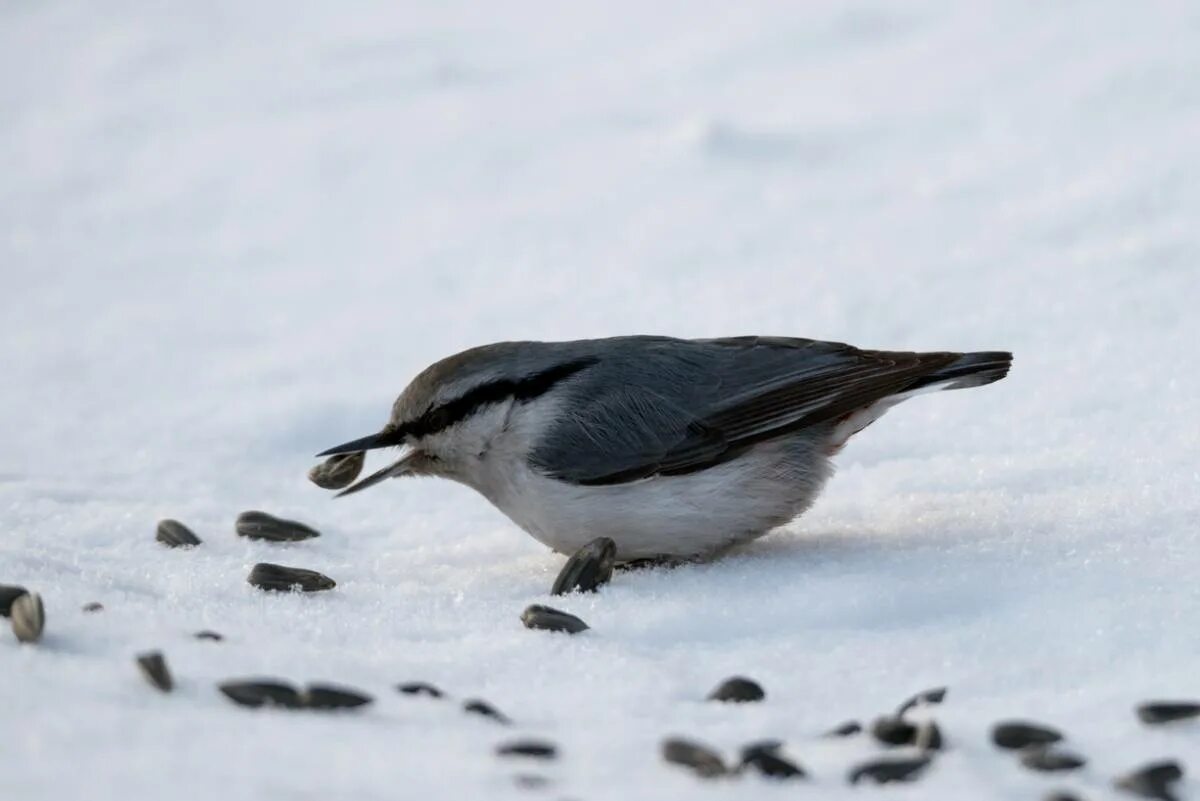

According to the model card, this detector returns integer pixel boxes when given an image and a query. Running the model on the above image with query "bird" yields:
[317,336,1011,561]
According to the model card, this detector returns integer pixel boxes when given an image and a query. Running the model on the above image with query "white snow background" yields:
[2,1,1198,799]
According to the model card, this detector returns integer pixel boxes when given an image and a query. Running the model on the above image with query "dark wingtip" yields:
[316,427,404,457]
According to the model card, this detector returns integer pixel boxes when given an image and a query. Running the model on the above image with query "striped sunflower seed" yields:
[156,519,201,548]
[136,651,173,692]
[520,604,588,634]
[661,737,727,778]
[463,698,511,724]
[1136,701,1200,725]
[496,739,558,759]
[302,683,373,710]
[247,563,335,592]
[550,537,616,595]
[1020,746,1085,772]
[307,452,365,490]
[218,679,304,709]
[871,716,918,746]
[11,592,44,643]
[1115,760,1184,801]
[848,756,932,785]
[991,720,1063,750]
[397,681,444,698]
[707,676,765,703]
[235,511,320,542]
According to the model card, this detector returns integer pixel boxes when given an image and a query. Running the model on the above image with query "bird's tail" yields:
[906,350,1013,393]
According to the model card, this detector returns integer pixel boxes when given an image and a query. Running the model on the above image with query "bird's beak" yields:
[335,449,421,498]
[316,426,405,457]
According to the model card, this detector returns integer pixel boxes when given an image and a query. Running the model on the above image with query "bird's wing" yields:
[530,337,958,485]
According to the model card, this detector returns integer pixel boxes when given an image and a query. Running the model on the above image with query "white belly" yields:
[464,437,833,560]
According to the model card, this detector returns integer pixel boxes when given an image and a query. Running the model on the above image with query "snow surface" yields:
[2,1,1198,799]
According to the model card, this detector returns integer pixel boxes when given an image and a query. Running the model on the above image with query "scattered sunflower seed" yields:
[848,756,932,785]
[397,681,444,698]
[194,630,223,641]
[302,683,373,710]
[1,584,29,617]
[738,740,783,762]
[235,510,320,542]
[741,749,806,779]
[661,737,727,778]
[1137,701,1200,725]
[155,519,202,548]
[707,676,765,703]
[218,679,304,709]
[825,720,862,737]
[550,537,617,595]
[1020,746,1086,772]
[307,451,365,490]
[1115,760,1184,801]
[991,720,1063,750]
[896,686,948,717]
[914,721,944,751]
[136,651,173,692]
[513,774,550,790]
[496,740,558,760]
[871,716,918,746]
[1044,793,1086,801]
[520,604,588,634]
[463,698,511,724]
[81,602,104,613]
[10,591,44,643]
[247,562,335,592]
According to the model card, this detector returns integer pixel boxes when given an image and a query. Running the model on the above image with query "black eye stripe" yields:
[408,357,597,438]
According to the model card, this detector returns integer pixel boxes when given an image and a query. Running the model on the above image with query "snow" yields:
[2,1,1198,799]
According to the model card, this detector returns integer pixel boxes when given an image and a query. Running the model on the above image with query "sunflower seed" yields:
[520,604,588,634]
[155,519,202,548]
[848,756,932,785]
[1020,746,1086,772]
[871,716,918,746]
[1137,701,1200,725]
[1,584,29,617]
[991,720,1063,750]
[463,698,511,724]
[550,537,617,595]
[661,737,727,778]
[81,602,104,613]
[307,452,365,490]
[136,651,173,692]
[302,683,373,710]
[10,592,44,643]
[496,740,557,759]
[825,720,862,737]
[914,721,944,751]
[741,748,806,779]
[397,681,444,698]
[513,774,550,790]
[1044,793,1086,801]
[1115,760,1184,801]
[738,740,783,762]
[707,676,765,703]
[194,630,223,641]
[247,563,335,592]
[235,510,320,542]
[896,686,948,717]
[218,679,304,709]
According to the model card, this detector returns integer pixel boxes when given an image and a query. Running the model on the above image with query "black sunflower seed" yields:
[896,686,948,717]
[302,683,373,710]
[991,720,1063,750]
[550,537,617,595]
[247,562,335,592]
[520,604,588,634]
[1020,746,1086,772]
[218,679,304,709]
[871,716,918,746]
[463,698,511,724]
[1114,760,1184,801]
[825,720,862,737]
[194,630,223,641]
[661,737,727,778]
[848,756,932,785]
[496,740,557,759]
[738,740,783,762]
[81,601,104,613]
[10,591,44,643]
[1,584,30,617]
[235,510,320,542]
[307,452,365,490]
[707,676,765,703]
[397,681,444,698]
[155,519,201,548]
[136,651,173,692]
[1137,701,1200,725]
[741,749,806,779]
